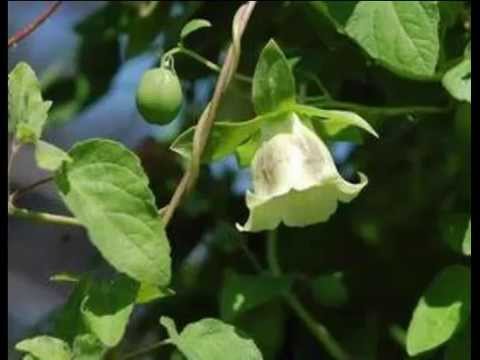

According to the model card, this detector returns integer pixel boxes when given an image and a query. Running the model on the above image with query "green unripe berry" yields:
[136,67,183,125]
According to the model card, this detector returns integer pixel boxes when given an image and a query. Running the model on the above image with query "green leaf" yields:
[55,277,92,344]
[180,19,212,40]
[442,58,471,103]
[293,104,379,138]
[310,272,349,307]
[345,1,440,79]
[81,275,139,347]
[406,265,471,356]
[72,334,107,360]
[444,321,470,360]
[35,140,72,171]
[235,131,262,168]
[160,317,263,360]
[233,302,286,360]
[171,110,288,164]
[220,271,293,321]
[55,139,171,286]
[441,214,471,256]
[8,62,52,143]
[136,283,175,304]
[252,39,296,115]
[16,336,72,360]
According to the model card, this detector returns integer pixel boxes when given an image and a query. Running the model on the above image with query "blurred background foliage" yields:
[8,1,470,359]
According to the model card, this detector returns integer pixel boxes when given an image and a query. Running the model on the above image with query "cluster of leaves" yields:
[8,1,470,359]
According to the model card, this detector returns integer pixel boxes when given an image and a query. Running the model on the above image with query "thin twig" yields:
[10,176,54,204]
[266,231,351,360]
[8,1,62,48]
[121,340,170,360]
[162,1,257,225]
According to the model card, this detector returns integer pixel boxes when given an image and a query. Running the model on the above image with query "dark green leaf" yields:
[444,321,470,360]
[55,139,171,286]
[72,334,107,360]
[310,272,349,307]
[81,275,139,347]
[440,214,471,256]
[252,39,296,115]
[220,271,292,321]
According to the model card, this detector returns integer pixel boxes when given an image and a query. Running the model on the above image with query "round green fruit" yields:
[136,67,183,125]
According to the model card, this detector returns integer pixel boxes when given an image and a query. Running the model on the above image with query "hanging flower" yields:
[237,113,368,232]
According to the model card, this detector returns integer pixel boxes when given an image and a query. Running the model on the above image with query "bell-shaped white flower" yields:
[237,113,368,232]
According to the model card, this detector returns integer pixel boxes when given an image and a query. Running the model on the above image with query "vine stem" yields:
[120,339,170,360]
[304,98,452,117]
[10,176,54,204]
[8,206,82,227]
[266,231,351,360]
[162,1,257,226]
[8,1,62,48]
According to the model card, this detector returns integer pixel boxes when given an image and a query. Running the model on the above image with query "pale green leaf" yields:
[35,140,72,171]
[81,275,139,347]
[252,39,296,115]
[220,271,292,321]
[72,334,107,360]
[310,272,349,307]
[442,59,471,103]
[8,62,52,143]
[136,283,175,304]
[346,1,440,79]
[16,336,72,360]
[170,110,288,164]
[406,265,471,356]
[180,19,212,40]
[160,317,263,360]
[292,103,378,138]
[55,139,171,286]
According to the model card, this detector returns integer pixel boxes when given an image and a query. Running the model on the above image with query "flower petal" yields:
[237,173,368,232]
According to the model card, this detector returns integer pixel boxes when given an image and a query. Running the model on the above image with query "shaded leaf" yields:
[310,272,349,307]
[55,139,171,286]
[406,265,471,356]
[444,321,470,360]
[81,275,139,347]
[440,214,471,256]
[220,271,293,321]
